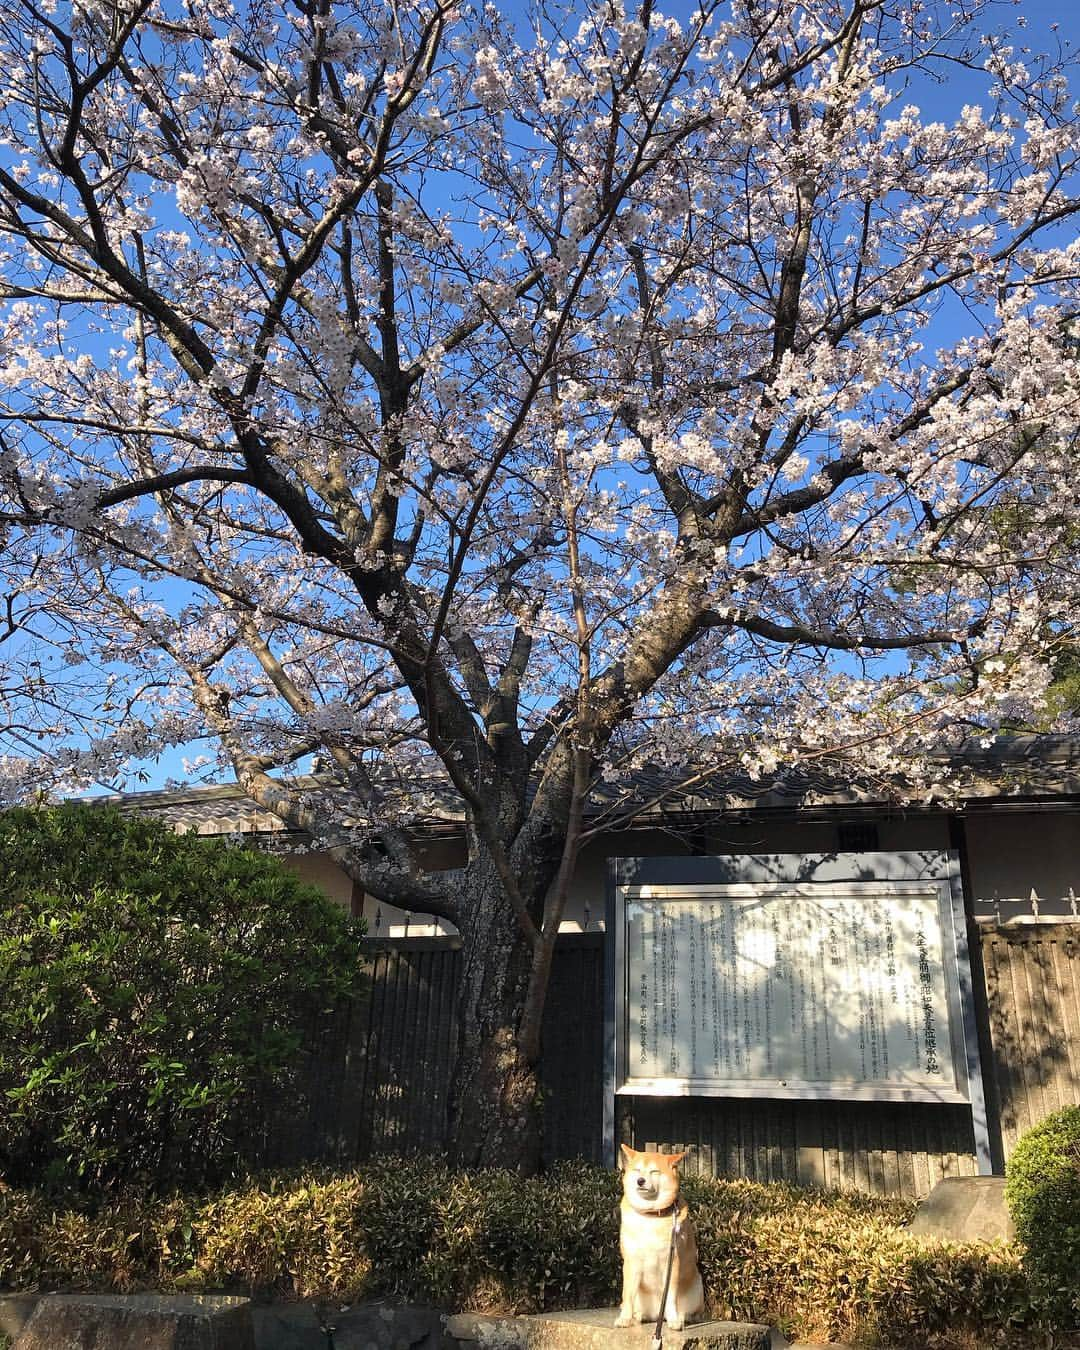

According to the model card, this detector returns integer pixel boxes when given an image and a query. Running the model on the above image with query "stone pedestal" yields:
[446,1308,770,1350]
[12,1293,255,1350]
[906,1177,1016,1243]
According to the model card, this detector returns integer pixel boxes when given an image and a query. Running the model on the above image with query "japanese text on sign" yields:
[625,885,957,1095]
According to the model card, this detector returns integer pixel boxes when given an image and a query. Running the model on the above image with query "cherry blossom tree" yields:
[0,0,1078,1169]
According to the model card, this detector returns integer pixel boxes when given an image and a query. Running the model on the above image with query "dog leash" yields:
[651,1209,680,1350]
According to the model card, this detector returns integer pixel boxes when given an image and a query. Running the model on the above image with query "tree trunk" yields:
[446,861,546,1173]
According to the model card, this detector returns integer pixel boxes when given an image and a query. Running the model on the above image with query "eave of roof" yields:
[83,735,1080,841]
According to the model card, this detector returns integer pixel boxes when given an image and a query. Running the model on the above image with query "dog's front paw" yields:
[614,1311,638,1328]
[666,1315,685,1331]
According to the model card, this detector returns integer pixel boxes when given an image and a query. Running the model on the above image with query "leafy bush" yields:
[0,1160,1058,1347]
[0,804,365,1190]
[348,1159,622,1311]
[1005,1104,1080,1326]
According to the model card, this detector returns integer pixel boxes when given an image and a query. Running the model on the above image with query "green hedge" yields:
[0,804,365,1191]
[1005,1105,1080,1327]
[0,1160,1056,1346]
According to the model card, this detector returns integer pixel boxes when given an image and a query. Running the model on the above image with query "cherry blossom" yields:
[0,0,1077,1168]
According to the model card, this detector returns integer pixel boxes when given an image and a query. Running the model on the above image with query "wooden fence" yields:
[624,1097,978,1197]
[256,923,1080,1198]
[258,934,605,1170]
[979,921,1080,1162]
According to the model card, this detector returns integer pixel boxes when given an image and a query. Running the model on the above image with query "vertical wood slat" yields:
[437,946,462,1146]
[988,937,1015,1146]
[867,1108,885,1196]
[413,949,438,1149]
[367,946,398,1153]
[926,1103,944,1189]
[981,925,1080,1162]
[354,945,390,1159]
[822,1103,840,1192]
[1016,935,1048,1138]
[881,1111,900,1196]
[1053,937,1080,1107]
[306,998,347,1161]
[394,946,424,1150]
[1017,939,1048,1136]
[331,993,363,1163]
[542,935,606,1163]
[895,1108,915,1199]
[351,927,980,1196]
[780,1102,797,1186]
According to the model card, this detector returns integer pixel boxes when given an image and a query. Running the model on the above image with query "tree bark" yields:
[445,855,550,1173]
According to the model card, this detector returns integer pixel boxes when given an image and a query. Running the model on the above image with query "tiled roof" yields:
[102,782,302,837]
[92,735,1080,840]
[593,735,1080,819]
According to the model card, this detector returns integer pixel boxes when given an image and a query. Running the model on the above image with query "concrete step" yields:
[12,1293,255,1350]
[447,1308,771,1350]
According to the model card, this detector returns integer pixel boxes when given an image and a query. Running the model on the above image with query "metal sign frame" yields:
[603,852,991,1173]
[614,879,968,1102]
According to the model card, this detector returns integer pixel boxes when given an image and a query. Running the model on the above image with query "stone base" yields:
[906,1177,1016,1243]
[12,1293,255,1350]
[251,1300,452,1350]
[446,1308,770,1350]
[0,1294,38,1344]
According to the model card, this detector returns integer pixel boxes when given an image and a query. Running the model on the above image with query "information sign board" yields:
[614,880,970,1103]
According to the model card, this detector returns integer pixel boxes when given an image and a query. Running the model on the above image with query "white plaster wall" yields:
[280,851,356,912]
[362,897,456,937]
[556,829,694,930]
[962,810,1078,912]
[345,815,962,935]
[276,810,1076,932]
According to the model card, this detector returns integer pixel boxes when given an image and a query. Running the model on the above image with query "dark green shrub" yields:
[0,1161,1053,1339]
[0,1160,1053,1347]
[1005,1104,1080,1326]
[0,804,365,1191]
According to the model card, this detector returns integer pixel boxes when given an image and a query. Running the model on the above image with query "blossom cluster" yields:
[0,0,1075,862]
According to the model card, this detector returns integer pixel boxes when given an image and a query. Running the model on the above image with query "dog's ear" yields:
[620,1143,638,1167]
[667,1150,688,1167]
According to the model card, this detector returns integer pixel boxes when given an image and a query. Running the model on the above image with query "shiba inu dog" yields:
[616,1144,704,1330]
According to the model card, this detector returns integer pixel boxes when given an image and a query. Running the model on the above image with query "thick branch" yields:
[702,608,977,651]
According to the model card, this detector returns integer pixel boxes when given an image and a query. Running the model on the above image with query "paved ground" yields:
[448,1308,770,1350]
